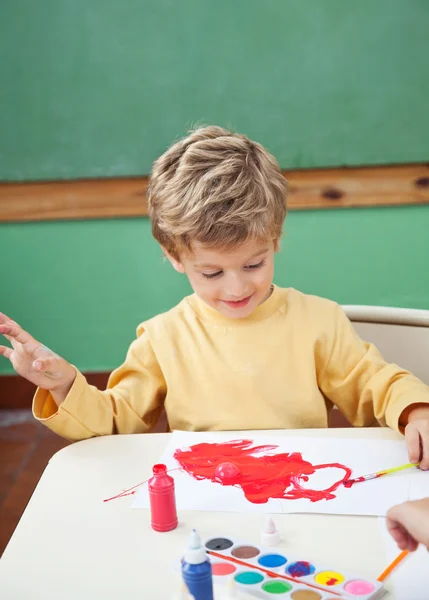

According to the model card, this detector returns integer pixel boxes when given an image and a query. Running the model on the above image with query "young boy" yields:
[1,126,429,467]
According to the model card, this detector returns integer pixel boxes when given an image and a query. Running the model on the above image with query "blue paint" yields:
[181,529,214,600]
[286,561,315,577]
[257,553,287,568]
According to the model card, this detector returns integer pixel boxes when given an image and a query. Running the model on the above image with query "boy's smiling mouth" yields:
[221,294,254,309]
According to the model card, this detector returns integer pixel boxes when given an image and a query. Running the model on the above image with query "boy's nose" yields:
[224,274,247,298]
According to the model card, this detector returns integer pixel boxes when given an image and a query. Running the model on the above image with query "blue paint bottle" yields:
[181,529,214,600]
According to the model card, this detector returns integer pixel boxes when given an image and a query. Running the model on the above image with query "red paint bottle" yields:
[148,463,178,532]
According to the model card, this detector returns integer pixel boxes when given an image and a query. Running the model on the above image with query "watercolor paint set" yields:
[204,536,385,599]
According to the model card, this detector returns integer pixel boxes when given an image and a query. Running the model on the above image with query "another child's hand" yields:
[0,312,76,403]
[404,405,429,470]
[386,498,429,551]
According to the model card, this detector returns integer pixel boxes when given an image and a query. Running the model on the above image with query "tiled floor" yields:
[0,410,69,556]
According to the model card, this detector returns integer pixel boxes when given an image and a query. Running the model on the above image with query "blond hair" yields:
[148,126,287,259]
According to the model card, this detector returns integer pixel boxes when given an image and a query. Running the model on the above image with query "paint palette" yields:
[204,536,385,599]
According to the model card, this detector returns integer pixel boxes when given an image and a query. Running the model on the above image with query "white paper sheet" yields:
[379,517,429,599]
[133,431,429,516]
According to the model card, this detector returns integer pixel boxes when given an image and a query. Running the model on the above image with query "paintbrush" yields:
[343,462,420,487]
[377,549,409,582]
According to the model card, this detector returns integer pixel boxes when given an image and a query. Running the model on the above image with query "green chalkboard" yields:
[1,0,429,181]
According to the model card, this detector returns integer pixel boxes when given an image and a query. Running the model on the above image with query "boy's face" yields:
[166,239,276,319]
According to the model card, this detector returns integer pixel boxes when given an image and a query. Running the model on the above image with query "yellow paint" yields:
[314,571,345,586]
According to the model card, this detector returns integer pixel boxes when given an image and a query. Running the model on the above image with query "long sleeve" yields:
[317,303,429,430]
[32,329,167,441]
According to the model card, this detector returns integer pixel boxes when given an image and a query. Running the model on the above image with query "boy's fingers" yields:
[417,422,429,470]
[420,446,429,470]
[33,357,54,371]
[0,345,12,360]
[32,356,63,378]
[0,322,33,345]
[405,424,421,464]
[0,313,18,332]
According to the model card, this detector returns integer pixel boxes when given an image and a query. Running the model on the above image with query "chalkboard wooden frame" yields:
[0,164,428,222]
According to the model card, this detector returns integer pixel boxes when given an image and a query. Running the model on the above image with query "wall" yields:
[1,204,428,375]
[1,0,429,180]
[1,0,428,376]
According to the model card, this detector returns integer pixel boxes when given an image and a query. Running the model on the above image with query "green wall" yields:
[1,0,429,180]
[1,205,428,375]
[1,0,429,376]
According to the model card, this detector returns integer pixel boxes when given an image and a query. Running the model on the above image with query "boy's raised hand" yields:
[0,312,75,403]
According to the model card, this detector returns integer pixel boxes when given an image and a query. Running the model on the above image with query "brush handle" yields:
[344,462,419,487]
[378,462,419,477]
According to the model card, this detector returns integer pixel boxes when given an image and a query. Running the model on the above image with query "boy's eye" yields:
[201,260,265,278]
[245,260,265,270]
[202,271,223,279]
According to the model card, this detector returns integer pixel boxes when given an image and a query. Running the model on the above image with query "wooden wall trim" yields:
[0,164,428,223]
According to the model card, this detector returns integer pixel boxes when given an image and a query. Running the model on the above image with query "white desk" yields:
[0,428,425,599]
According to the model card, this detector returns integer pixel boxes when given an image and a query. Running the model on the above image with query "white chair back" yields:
[343,305,429,385]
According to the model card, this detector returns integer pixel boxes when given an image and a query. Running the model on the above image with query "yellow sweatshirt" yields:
[33,287,429,441]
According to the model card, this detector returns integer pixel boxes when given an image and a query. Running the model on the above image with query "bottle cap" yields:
[261,516,281,547]
[152,463,168,475]
[184,529,207,565]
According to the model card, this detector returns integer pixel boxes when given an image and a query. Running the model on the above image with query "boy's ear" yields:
[162,247,185,273]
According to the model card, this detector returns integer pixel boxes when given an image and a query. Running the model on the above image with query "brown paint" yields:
[231,545,260,559]
[291,591,322,600]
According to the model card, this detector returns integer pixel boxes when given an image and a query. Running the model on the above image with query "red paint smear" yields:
[173,440,352,504]
[343,476,365,488]
[103,467,182,503]
[104,488,138,503]
[343,472,384,488]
